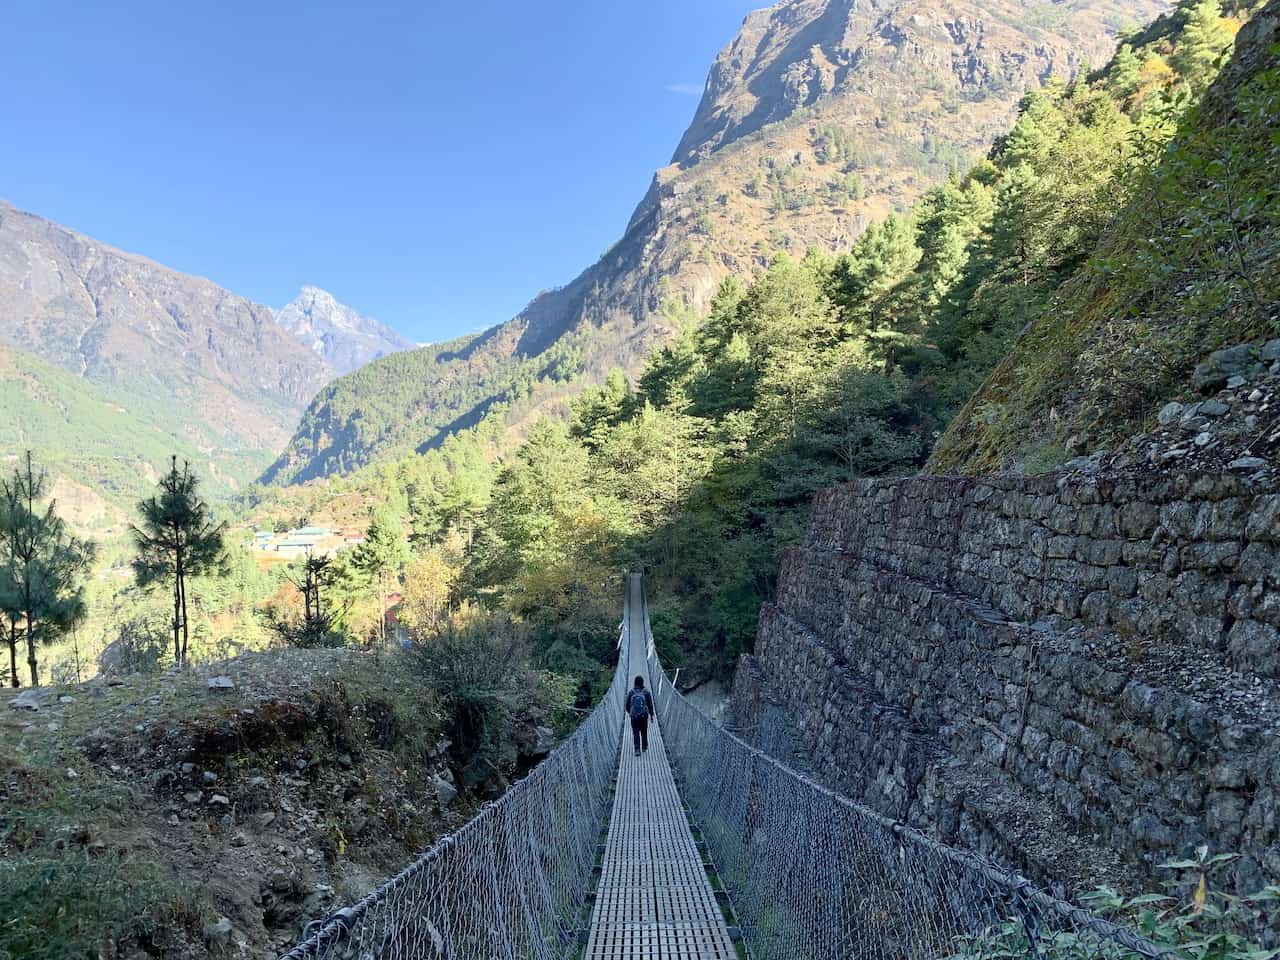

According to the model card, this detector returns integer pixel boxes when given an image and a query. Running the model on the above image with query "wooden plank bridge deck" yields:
[583,576,737,960]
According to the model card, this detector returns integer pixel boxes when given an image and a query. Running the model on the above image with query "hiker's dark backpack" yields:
[628,688,649,720]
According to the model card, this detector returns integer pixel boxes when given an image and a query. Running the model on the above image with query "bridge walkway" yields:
[582,574,737,960]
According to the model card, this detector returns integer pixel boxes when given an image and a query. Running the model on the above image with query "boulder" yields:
[459,756,508,797]
[1156,402,1184,426]
[97,640,124,675]
[207,676,235,692]
[532,725,557,757]
[1192,344,1256,393]
[8,688,52,711]
[432,773,458,808]
[1228,457,1268,472]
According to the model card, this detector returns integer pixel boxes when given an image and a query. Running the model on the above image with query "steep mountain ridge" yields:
[267,0,1165,485]
[672,0,1109,162]
[0,199,333,507]
[275,285,414,375]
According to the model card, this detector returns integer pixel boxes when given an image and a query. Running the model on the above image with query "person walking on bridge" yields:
[628,676,655,756]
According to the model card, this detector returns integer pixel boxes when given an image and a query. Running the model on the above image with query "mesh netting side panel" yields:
[279,623,629,960]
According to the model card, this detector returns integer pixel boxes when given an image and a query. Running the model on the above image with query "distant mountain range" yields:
[275,285,414,375]
[265,0,1166,485]
[0,199,409,523]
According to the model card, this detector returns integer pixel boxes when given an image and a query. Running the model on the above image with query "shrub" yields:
[943,848,1280,960]
[100,610,171,676]
[0,853,199,960]
[407,615,537,768]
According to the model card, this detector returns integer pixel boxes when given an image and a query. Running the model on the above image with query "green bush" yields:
[408,616,539,768]
[104,609,172,675]
[0,853,198,960]
[944,848,1280,960]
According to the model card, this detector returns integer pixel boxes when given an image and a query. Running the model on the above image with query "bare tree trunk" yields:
[6,614,18,688]
[25,614,38,688]
[172,572,182,664]
[379,571,388,647]
[179,559,190,665]
[20,457,39,687]
[174,532,187,665]
[72,625,82,684]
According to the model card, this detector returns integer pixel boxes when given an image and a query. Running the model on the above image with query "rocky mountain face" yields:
[269,0,1165,484]
[274,285,413,375]
[0,199,333,506]
[676,0,1124,162]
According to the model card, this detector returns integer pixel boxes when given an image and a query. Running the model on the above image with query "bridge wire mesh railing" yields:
[638,589,1180,960]
[279,607,631,960]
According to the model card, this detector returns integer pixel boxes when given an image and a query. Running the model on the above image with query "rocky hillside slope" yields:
[0,200,334,506]
[0,648,560,960]
[275,285,413,375]
[266,0,1164,484]
[929,0,1278,473]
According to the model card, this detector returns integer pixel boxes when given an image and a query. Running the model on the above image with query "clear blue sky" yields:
[1,1,762,342]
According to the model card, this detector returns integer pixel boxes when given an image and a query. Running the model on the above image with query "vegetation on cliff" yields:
[931,0,1278,471]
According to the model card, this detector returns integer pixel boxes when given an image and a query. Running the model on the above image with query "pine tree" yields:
[278,553,339,648]
[350,506,410,646]
[1108,43,1143,104]
[828,214,922,334]
[750,256,840,440]
[132,457,227,665]
[1173,0,1233,89]
[570,368,632,451]
[0,453,95,686]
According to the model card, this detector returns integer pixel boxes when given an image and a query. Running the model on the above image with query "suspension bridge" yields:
[281,573,1175,960]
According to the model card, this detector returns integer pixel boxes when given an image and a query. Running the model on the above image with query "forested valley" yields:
[5,0,1264,693]
[232,0,1266,686]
